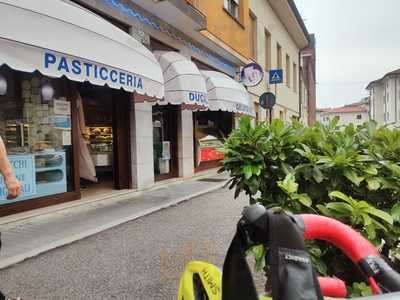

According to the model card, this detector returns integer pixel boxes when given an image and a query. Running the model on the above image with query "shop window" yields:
[194,111,233,169]
[0,66,73,203]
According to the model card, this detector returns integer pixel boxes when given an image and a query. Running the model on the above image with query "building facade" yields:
[247,0,310,123]
[316,101,370,126]
[0,0,312,216]
[367,69,400,127]
[0,0,259,215]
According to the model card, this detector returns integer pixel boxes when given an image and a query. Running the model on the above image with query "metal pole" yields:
[269,107,272,124]
[270,83,277,123]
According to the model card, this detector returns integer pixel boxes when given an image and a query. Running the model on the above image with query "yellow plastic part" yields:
[177,261,272,300]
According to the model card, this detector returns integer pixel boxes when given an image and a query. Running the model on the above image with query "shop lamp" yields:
[0,74,7,96]
[41,81,54,101]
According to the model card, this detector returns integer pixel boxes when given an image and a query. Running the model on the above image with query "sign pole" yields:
[270,83,277,123]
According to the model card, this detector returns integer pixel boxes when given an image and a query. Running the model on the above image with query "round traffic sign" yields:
[259,92,276,109]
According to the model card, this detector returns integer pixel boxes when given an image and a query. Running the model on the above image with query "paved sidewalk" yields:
[0,171,229,270]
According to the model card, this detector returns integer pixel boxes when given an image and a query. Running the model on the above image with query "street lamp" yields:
[41,81,54,102]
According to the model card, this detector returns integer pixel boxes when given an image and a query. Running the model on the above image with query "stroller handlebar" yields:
[300,214,379,262]
[241,205,400,296]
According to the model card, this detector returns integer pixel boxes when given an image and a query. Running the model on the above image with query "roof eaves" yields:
[287,0,310,45]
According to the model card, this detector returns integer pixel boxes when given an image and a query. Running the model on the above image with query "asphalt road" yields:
[0,188,257,299]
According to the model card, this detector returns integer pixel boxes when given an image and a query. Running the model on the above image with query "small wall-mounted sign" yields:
[240,63,264,87]
[269,69,283,84]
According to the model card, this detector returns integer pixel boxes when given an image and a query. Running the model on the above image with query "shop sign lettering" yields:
[44,52,144,90]
[0,155,36,202]
[188,92,207,105]
[235,103,253,115]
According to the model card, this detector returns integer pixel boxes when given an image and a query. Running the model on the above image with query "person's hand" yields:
[5,175,22,199]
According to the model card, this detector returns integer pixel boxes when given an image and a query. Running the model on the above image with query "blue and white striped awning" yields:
[0,0,164,98]
[202,70,254,116]
[155,51,208,109]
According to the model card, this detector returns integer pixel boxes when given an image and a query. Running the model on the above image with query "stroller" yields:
[178,204,400,299]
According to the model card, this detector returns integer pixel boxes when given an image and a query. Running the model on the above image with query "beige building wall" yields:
[248,0,302,122]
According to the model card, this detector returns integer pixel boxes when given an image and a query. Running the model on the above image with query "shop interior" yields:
[152,105,178,181]
[77,83,115,195]
[76,83,131,196]
[193,111,234,171]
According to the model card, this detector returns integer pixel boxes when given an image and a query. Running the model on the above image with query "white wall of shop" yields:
[248,0,302,121]
[130,102,155,189]
[177,109,195,177]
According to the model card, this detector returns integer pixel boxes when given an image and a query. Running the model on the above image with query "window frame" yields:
[293,62,297,92]
[286,54,290,88]
[224,0,240,21]
[276,43,282,69]
[249,10,257,60]
[264,28,271,72]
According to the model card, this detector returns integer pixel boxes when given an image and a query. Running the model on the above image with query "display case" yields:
[198,135,225,162]
[5,122,29,150]
[35,151,67,198]
[0,151,67,203]
[84,126,113,167]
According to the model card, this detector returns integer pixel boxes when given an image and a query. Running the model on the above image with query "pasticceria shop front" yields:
[194,70,255,171]
[0,0,163,216]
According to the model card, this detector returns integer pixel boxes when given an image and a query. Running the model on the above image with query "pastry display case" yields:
[84,126,113,167]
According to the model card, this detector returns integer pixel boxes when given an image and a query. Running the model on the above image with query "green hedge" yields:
[220,117,400,295]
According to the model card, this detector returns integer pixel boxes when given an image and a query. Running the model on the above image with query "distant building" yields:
[316,100,370,126]
[367,69,400,127]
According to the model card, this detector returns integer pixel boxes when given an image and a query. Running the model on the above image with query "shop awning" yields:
[202,70,255,116]
[155,51,208,109]
[0,0,164,98]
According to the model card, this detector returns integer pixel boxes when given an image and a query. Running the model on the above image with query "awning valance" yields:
[0,0,164,98]
[155,51,208,108]
[202,70,254,116]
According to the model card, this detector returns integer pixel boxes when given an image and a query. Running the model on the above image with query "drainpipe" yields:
[394,76,398,124]
[298,49,302,120]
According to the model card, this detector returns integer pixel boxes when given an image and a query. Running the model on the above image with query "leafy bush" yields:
[220,117,400,290]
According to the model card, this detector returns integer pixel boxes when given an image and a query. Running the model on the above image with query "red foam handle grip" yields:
[301,214,379,263]
[318,277,347,298]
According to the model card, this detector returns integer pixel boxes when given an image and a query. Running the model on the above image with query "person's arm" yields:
[0,136,21,199]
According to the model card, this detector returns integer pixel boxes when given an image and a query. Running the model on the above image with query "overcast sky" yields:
[294,0,400,108]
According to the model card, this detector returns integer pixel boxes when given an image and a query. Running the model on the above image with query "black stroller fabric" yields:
[222,210,323,300]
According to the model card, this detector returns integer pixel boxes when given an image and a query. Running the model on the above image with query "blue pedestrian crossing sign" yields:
[269,69,283,84]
